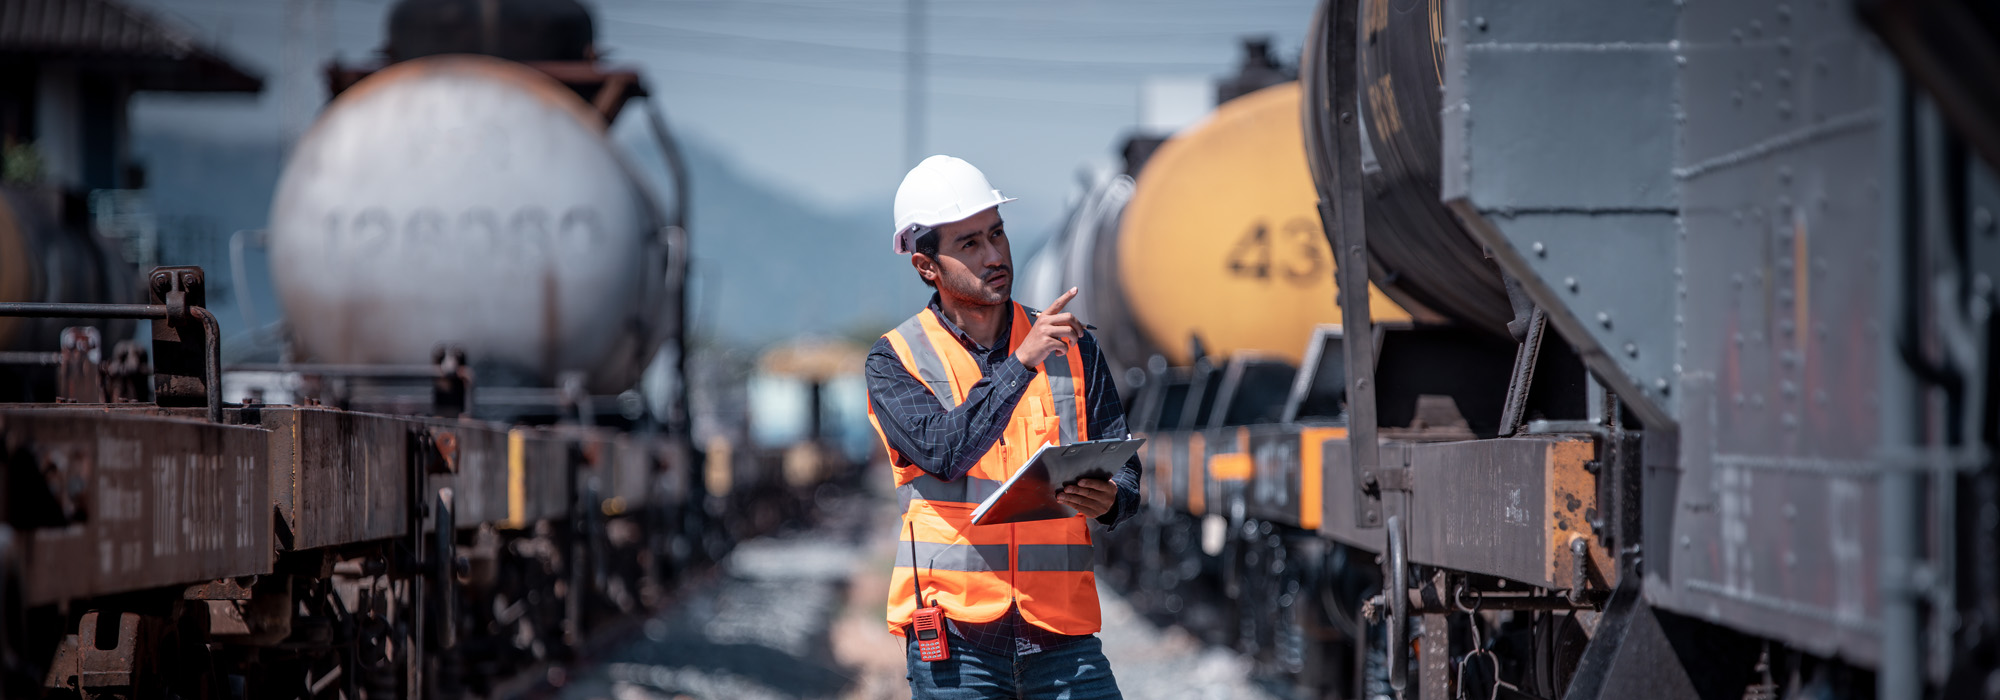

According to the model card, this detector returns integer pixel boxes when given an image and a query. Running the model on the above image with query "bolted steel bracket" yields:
[146,267,211,410]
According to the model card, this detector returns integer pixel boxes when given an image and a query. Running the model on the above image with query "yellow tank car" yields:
[1118,81,1409,367]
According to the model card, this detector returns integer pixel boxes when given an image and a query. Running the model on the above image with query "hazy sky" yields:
[128,0,1321,238]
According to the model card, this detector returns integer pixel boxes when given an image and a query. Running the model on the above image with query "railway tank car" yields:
[1084,0,2000,698]
[0,189,139,400]
[268,0,681,396]
[1020,73,1410,377]
[0,1,846,698]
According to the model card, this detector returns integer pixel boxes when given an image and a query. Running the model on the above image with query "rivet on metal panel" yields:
[1778,37,1792,55]
[1340,112,1352,124]
[1625,343,1639,359]
[1654,378,1670,395]
[1532,241,1546,257]
[1597,312,1613,329]
[1680,535,1691,549]
[1566,277,1579,293]
[1750,20,1764,37]
[1779,100,1793,120]
[1974,207,1994,236]
[1473,16,1486,30]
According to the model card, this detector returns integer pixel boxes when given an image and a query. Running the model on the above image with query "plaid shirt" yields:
[867,294,1143,655]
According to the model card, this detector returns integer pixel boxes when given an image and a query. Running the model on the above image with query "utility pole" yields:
[905,0,926,167]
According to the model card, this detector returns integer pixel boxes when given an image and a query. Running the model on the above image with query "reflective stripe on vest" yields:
[893,313,957,410]
[1015,544,1095,572]
[897,474,1005,508]
[895,541,1010,572]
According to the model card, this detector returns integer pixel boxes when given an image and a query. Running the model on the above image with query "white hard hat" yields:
[891,155,1018,254]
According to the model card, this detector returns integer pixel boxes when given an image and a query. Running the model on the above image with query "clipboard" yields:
[968,437,1147,526]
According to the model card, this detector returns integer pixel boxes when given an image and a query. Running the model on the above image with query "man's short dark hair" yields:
[913,228,939,288]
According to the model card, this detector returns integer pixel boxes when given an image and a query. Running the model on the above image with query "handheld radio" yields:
[909,521,949,662]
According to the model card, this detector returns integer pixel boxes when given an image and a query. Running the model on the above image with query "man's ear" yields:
[911,253,938,283]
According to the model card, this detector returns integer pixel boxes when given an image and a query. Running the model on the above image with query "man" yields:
[865,155,1143,699]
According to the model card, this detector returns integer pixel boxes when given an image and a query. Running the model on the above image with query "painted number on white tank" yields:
[1225,218,1326,286]
[322,206,605,257]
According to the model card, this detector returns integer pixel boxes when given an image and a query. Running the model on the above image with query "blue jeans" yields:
[905,633,1123,699]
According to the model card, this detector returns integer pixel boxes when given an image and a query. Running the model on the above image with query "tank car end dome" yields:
[268,55,669,393]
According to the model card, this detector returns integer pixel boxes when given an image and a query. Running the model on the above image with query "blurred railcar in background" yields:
[0,1,842,697]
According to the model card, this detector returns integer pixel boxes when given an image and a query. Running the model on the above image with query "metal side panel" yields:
[1647,378,1883,665]
[2,411,271,605]
[1404,436,1611,590]
[1240,425,1297,527]
[263,408,409,550]
[426,419,512,528]
[607,433,658,513]
[1641,0,1892,670]
[1316,437,1387,551]
[1440,0,1683,429]
[506,427,574,527]
[1205,427,1251,522]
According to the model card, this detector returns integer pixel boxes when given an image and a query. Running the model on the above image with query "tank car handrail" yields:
[0,302,223,422]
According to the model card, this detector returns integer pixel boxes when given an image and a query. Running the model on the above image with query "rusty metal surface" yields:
[1403,436,1603,590]
[259,407,409,550]
[1,410,271,605]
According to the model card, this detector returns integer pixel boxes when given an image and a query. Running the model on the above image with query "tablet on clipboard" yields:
[968,437,1147,526]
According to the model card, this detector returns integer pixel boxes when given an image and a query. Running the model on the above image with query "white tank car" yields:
[269,54,673,393]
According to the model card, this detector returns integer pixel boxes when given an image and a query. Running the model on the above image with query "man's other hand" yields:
[1058,478,1117,519]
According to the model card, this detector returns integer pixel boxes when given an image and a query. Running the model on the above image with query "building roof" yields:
[0,0,262,93]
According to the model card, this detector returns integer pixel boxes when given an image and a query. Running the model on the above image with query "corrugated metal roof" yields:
[0,0,262,92]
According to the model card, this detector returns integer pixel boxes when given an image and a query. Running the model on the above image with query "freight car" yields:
[1077,0,2000,698]
[0,1,837,698]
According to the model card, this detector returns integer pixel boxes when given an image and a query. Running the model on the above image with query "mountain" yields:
[619,128,931,348]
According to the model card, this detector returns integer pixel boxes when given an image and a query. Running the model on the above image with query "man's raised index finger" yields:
[1045,287,1078,316]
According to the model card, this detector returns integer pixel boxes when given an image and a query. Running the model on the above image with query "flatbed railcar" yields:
[0,272,836,699]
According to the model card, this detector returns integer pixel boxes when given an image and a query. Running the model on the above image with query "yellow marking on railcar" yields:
[506,427,527,529]
[1297,427,1347,531]
[1209,427,1254,481]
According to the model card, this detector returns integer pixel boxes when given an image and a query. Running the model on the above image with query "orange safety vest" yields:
[867,302,1099,636]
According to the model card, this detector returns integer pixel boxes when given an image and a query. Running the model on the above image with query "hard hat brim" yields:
[892,195,1018,254]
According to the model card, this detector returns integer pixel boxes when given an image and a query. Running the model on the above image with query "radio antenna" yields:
[908,520,926,606]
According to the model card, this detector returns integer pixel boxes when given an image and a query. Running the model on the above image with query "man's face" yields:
[916,208,1012,306]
